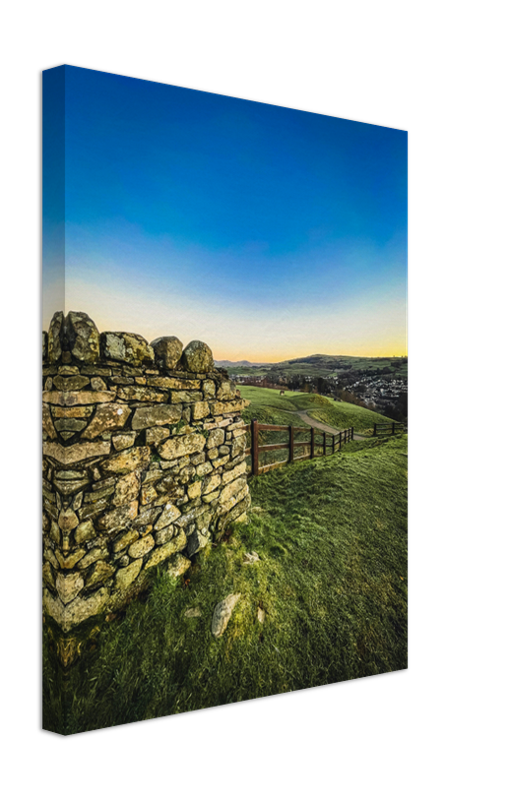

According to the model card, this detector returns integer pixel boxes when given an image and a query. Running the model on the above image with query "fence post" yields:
[311,427,315,459]
[289,425,294,463]
[251,419,259,476]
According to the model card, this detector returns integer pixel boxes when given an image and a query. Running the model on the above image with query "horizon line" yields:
[215,353,408,364]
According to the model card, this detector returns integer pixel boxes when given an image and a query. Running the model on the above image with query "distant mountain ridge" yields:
[215,353,406,368]
[214,359,272,367]
[215,355,347,368]
[215,354,408,388]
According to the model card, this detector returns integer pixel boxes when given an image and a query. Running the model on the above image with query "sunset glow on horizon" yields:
[43,66,407,361]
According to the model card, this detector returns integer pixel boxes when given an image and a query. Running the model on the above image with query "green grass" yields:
[43,435,408,734]
[239,385,393,437]
[235,386,327,470]
[283,393,332,410]
[307,399,394,437]
[239,386,305,411]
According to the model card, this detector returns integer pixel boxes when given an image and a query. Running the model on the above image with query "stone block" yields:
[43,441,112,466]
[98,500,139,533]
[66,311,101,363]
[43,587,109,632]
[101,447,151,475]
[222,461,246,484]
[150,336,183,369]
[181,340,214,372]
[158,433,206,461]
[192,401,210,420]
[207,427,226,449]
[131,404,182,430]
[101,331,154,366]
[115,559,143,591]
[82,403,131,438]
[128,534,155,559]
[144,532,187,569]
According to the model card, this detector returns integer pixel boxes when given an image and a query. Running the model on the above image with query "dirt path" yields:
[290,408,369,440]
[292,408,339,434]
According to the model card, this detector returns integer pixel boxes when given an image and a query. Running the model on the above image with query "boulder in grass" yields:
[243,551,260,565]
[211,593,241,637]
[181,340,214,373]
[184,608,202,618]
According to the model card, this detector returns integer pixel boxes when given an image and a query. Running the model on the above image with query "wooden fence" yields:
[241,420,354,476]
[373,421,406,436]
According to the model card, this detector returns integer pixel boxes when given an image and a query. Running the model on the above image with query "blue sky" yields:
[43,65,407,360]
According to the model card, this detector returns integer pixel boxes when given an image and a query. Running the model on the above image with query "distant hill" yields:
[214,355,343,367]
[214,359,272,367]
[217,353,407,380]
[217,353,406,367]
[287,353,343,363]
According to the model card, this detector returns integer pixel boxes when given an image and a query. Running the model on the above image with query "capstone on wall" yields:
[42,311,250,633]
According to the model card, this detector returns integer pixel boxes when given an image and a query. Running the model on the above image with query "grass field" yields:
[238,386,394,437]
[43,435,408,734]
[238,388,319,468]
[306,400,394,436]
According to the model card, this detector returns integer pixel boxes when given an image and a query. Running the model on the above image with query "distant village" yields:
[230,369,407,422]
[344,376,407,413]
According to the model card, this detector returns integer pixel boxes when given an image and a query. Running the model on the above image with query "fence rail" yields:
[242,420,354,476]
[373,422,406,436]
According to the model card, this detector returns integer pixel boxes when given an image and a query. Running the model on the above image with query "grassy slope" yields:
[239,389,316,466]
[239,386,307,412]
[307,400,393,436]
[43,436,408,734]
[239,386,393,437]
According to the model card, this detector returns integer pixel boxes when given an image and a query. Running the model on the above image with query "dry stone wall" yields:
[42,311,250,633]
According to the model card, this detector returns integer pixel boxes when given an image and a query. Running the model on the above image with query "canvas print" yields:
[42,66,408,734]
